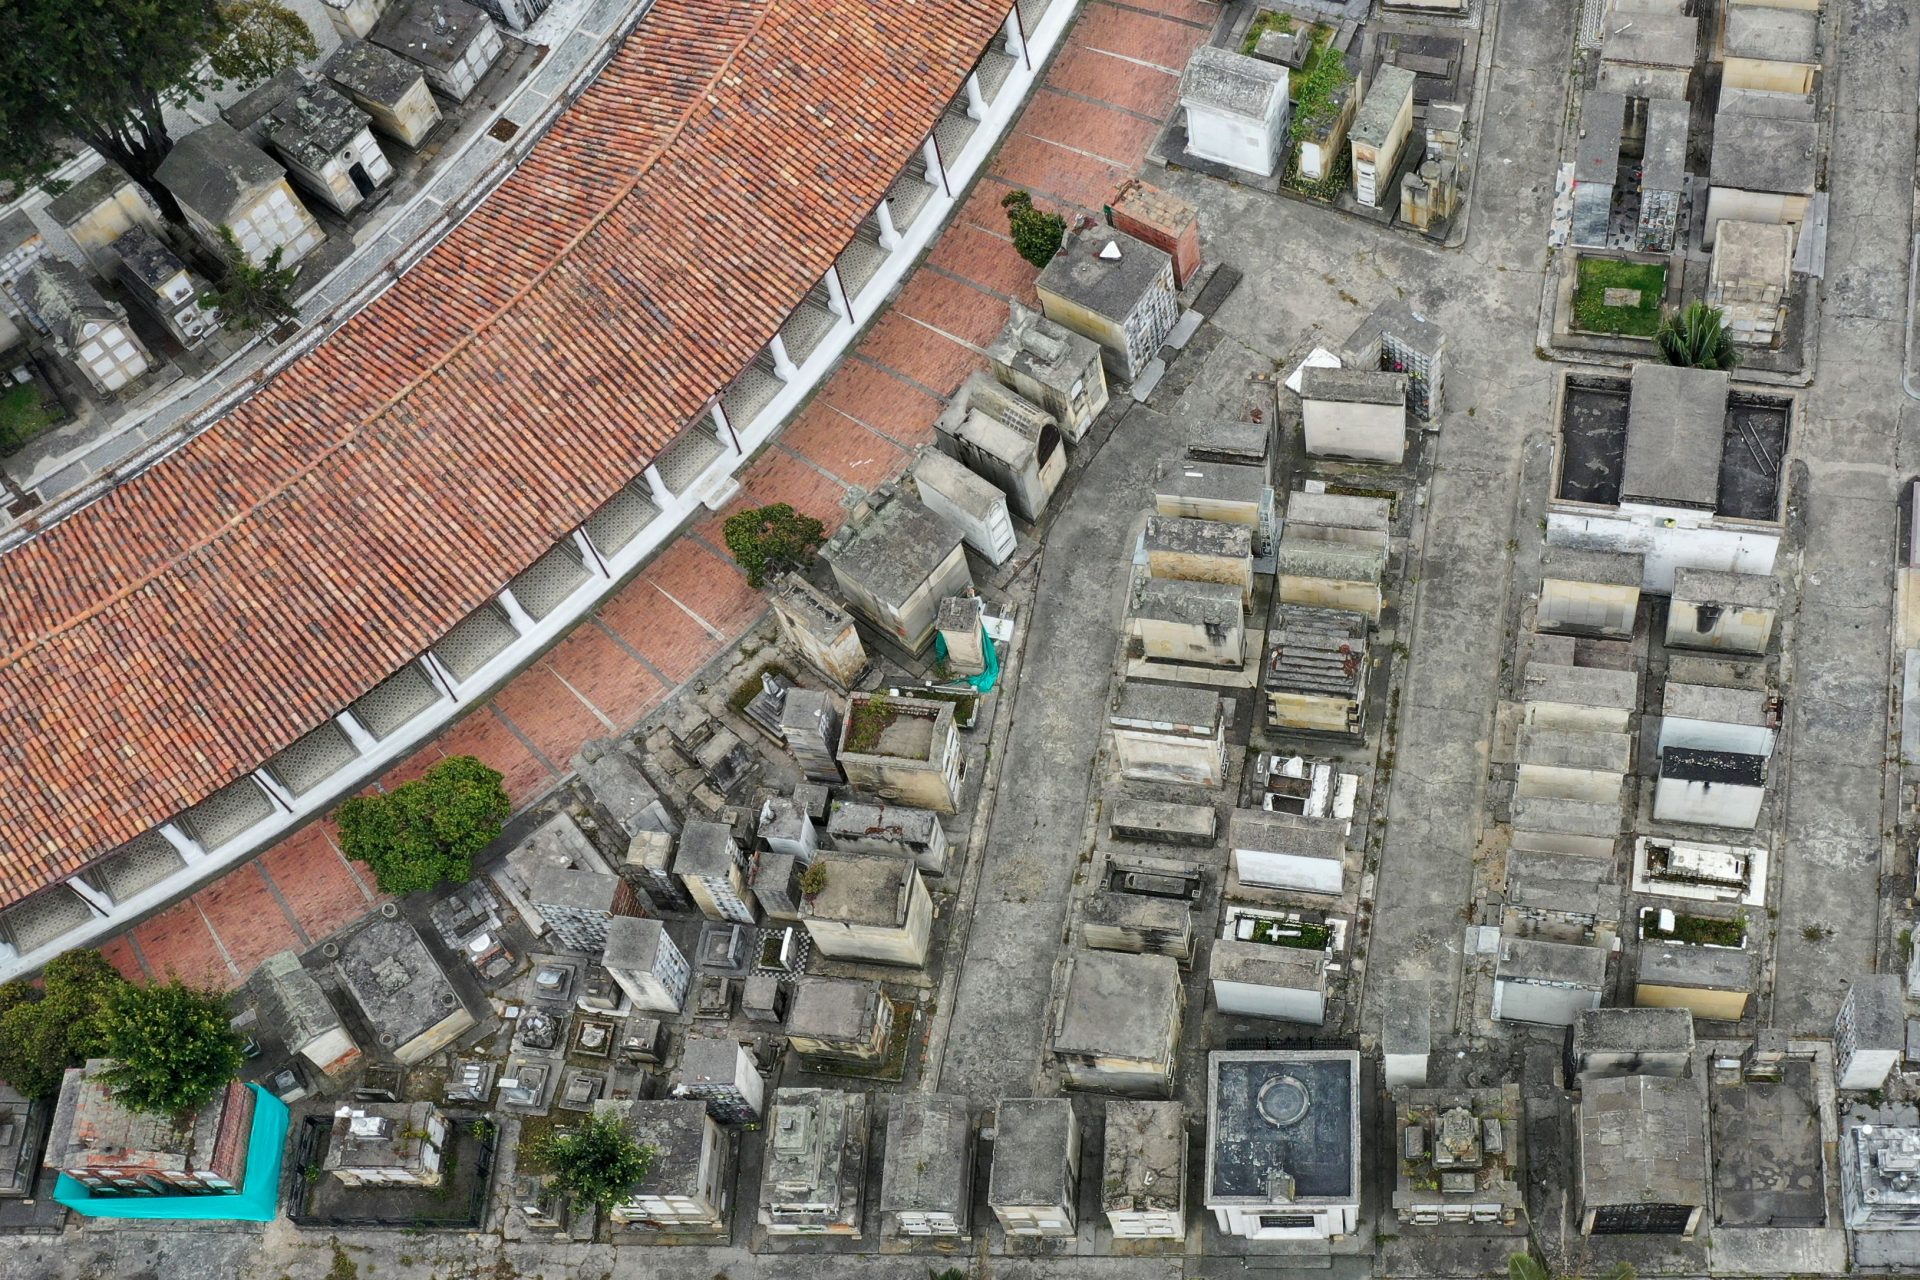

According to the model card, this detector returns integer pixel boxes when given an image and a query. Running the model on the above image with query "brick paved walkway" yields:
[118,0,1217,988]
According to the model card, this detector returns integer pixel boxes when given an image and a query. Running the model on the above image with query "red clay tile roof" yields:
[0,0,1005,905]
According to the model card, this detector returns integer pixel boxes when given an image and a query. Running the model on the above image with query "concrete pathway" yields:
[1767,0,1917,1033]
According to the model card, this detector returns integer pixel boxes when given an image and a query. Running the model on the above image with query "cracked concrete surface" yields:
[1767,0,1915,1035]
[7,0,1915,1276]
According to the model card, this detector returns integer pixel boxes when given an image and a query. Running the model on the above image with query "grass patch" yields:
[1325,483,1399,513]
[843,693,900,755]
[513,1112,579,1175]
[1240,8,1293,53]
[1248,918,1331,950]
[1641,910,1745,948]
[895,685,979,727]
[727,662,793,716]
[0,381,61,454]
[1284,140,1351,203]
[326,1242,358,1280]
[1572,257,1667,337]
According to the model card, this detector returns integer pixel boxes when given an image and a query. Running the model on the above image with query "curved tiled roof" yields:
[0,0,1006,902]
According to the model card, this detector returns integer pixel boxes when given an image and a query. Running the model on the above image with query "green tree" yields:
[336,755,510,895]
[199,225,301,332]
[0,0,316,220]
[205,0,318,83]
[97,980,245,1117]
[1002,189,1065,270]
[0,949,126,1097]
[524,1110,656,1210]
[1655,301,1739,371]
[722,502,826,588]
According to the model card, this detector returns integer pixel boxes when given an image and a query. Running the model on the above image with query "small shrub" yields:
[1287,28,1349,150]
[798,863,829,899]
[1239,8,1291,53]
[727,662,794,715]
[843,694,899,754]
[1001,190,1065,270]
[721,503,825,588]
[1640,911,1744,948]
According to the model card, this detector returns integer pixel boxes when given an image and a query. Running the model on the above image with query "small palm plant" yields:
[1655,301,1738,371]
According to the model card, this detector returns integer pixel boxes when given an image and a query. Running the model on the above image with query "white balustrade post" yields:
[768,334,800,381]
[497,587,539,634]
[874,200,902,251]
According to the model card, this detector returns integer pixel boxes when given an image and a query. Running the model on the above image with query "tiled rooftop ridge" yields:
[0,0,1010,898]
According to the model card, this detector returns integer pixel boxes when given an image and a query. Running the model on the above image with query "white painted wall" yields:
[1657,716,1774,758]
[1232,848,1343,896]
[1538,579,1638,637]
[1301,399,1406,463]
[1492,978,1601,1027]
[1837,1047,1900,1092]
[1213,1202,1355,1241]
[1185,93,1288,178]
[1704,187,1810,247]
[1665,600,1774,653]
[1547,509,1779,592]
[1514,763,1623,804]
[1652,776,1764,828]
[1212,978,1325,1024]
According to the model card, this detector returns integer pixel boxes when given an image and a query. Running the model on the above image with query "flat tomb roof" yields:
[1207,1051,1359,1202]
[1622,364,1729,508]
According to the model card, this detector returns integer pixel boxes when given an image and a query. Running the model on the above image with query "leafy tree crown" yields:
[97,980,245,1118]
[1001,190,1065,270]
[0,949,125,1097]
[722,503,826,588]
[336,755,510,895]
[525,1110,657,1210]
[0,0,315,215]
[199,225,301,332]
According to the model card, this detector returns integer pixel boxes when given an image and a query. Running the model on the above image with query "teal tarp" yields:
[933,622,999,692]
[55,1084,289,1221]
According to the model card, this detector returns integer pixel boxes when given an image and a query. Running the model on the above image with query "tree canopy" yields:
[200,224,301,332]
[336,755,511,895]
[1002,189,1065,270]
[0,0,316,218]
[98,979,246,1117]
[0,949,124,1097]
[523,1110,657,1210]
[722,502,826,588]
